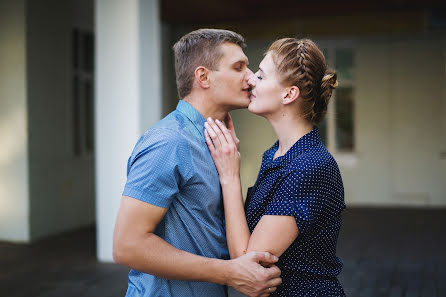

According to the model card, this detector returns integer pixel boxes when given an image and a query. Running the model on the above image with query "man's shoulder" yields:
[130,112,190,160]
[151,109,186,132]
[142,111,188,143]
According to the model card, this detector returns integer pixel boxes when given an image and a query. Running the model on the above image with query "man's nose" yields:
[245,67,254,77]
[247,72,256,87]
[245,67,254,83]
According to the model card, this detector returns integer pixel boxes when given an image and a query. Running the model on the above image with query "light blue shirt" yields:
[123,100,229,297]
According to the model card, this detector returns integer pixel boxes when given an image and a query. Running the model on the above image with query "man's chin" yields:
[227,99,250,110]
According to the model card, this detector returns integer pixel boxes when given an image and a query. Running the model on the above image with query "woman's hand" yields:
[204,117,241,185]
[224,113,240,151]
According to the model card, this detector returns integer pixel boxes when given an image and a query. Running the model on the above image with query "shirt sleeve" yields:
[122,127,192,208]
[264,160,343,237]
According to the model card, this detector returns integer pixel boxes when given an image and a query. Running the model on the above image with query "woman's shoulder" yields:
[286,143,340,180]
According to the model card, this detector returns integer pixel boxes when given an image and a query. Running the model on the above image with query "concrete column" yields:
[0,0,29,242]
[95,0,161,261]
[139,0,162,130]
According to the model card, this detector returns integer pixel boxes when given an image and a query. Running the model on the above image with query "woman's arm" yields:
[219,175,252,258]
[205,118,299,259]
[247,215,298,257]
[204,117,250,258]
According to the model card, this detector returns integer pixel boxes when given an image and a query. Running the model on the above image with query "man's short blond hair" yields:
[173,29,245,98]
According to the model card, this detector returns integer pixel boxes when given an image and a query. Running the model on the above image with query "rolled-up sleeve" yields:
[264,167,325,237]
[123,128,192,209]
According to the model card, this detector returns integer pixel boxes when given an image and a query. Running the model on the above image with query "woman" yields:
[204,38,346,296]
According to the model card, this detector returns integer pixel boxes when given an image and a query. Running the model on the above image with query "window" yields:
[318,45,355,154]
[72,28,95,156]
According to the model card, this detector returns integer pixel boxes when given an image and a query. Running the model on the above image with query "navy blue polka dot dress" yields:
[245,128,346,297]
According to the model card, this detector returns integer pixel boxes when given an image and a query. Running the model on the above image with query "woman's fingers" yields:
[206,118,228,146]
[224,113,241,150]
[204,129,216,154]
[205,117,240,157]
[204,117,241,180]
[208,117,229,145]
[204,121,221,147]
[215,119,235,146]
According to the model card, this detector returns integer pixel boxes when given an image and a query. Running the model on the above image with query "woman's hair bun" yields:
[310,69,337,124]
[322,70,338,90]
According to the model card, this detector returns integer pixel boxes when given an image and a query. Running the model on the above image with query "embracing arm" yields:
[113,195,282,296]
[205,118,299,259]
[113,195,228,282]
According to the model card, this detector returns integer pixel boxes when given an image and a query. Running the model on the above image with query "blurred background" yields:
[1,0,445,296]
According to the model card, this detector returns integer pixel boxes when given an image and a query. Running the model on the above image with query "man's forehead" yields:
[230,55,249,65]
[219,43,248,64]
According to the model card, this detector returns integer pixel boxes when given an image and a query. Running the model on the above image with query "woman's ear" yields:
[194,66,210,89]
[282,86,300,104]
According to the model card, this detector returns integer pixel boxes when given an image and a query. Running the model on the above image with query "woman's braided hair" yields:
[268,38,338,124]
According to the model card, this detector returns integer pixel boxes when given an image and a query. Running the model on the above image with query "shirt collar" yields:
[268,127,322,167]
[176,100,207,136]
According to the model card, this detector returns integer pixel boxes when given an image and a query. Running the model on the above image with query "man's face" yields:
[208,43,253,110]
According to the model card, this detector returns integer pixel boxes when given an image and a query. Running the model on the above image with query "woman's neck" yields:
[267,111,313,159]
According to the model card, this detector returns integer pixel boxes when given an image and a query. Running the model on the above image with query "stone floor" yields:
[1,208,445,297]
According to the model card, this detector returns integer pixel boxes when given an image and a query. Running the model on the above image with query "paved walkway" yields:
[1,208,445,297]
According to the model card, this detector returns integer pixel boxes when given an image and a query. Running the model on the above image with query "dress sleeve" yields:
[122,128,192,209]
[264,162,340,237]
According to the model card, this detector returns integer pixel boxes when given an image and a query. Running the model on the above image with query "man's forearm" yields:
[114,232,230,284]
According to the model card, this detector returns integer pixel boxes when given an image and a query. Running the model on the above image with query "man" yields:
[113,29,281,297]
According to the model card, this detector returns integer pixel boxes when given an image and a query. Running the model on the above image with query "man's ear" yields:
[194,66,210,89]
[282,86,300,105]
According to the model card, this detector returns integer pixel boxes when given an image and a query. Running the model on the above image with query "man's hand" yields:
[226,251,282,297]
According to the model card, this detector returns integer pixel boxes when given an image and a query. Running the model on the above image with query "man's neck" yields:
[183,94,228,121]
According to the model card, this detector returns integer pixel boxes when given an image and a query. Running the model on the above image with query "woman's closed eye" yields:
[256,71,263,80]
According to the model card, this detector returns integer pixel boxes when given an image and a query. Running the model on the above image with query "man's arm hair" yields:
[113,196,282,297]
[113,196,229,284]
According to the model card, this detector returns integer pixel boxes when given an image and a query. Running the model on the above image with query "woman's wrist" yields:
[219,175,241,187]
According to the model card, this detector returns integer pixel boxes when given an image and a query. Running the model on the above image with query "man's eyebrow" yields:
[232,58,248,66]
[259,67,265,74]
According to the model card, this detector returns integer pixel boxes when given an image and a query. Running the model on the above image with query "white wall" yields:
[341,40,393,206]
[387,37,446,206]
[341,35,446,207]
[26,0,95,241]
[0,0,30,242]
[96,0,162,262]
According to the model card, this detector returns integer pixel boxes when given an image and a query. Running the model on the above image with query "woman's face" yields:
[248,52,285,117]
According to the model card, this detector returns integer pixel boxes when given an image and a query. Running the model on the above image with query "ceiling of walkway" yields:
[161,0,446,24]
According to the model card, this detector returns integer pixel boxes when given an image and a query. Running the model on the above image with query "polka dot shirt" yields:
[245,128,346,297]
